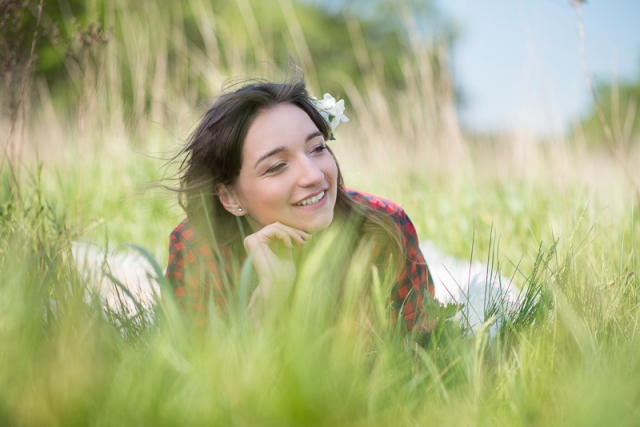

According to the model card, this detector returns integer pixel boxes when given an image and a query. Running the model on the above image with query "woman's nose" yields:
[297,156,324,188]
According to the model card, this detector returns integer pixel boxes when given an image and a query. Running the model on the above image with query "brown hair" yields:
[174,77,404,276]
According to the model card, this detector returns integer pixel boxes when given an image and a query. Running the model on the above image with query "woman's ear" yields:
[215,184,246,216]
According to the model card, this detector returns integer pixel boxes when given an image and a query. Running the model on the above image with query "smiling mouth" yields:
[294,190,326,206]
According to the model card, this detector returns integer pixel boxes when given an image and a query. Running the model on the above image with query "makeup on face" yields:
[232,103,339,233]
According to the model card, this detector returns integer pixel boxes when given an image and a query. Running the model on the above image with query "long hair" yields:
[173,77,404,277]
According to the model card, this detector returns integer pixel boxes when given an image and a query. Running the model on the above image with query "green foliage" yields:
[2,0,640,423]
[2,139,640,425]
[578,72,640,147]
[4,0,453,118]
[1,0,106,86]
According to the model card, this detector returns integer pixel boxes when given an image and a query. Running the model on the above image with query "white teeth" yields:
[296,191,325,206]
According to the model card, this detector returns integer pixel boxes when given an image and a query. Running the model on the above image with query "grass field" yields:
[1,1,640,425]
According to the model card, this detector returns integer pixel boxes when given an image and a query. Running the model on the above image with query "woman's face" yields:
[229,103,339,233]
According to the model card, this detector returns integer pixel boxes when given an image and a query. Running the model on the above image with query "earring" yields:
[232,209,236,213]
[237,208,243,212]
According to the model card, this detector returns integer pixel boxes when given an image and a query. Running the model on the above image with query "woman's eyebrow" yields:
[254,132,323,168]
[305,131,323,142]
[254,146,288,168]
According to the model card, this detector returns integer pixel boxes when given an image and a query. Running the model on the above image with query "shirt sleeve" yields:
[387,207,435,331]
[165,220,230,323]
[166,221,185,289]
[347,189,435,331]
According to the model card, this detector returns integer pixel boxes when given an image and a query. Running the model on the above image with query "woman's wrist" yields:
[247,279,293,317]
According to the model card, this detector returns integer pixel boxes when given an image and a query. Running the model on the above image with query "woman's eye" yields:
[312,144,328,154]
[266,163,286,174]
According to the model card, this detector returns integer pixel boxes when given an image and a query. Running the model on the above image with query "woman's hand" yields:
[244,222,311,317]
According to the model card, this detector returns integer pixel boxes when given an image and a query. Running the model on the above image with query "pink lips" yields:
[293,188,328,209]
[292,188,327,206]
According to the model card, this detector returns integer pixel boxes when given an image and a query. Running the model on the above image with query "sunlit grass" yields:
[1,0,640,425]
[2,135,638,425]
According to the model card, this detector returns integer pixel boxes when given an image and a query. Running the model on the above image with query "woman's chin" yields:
[297,212,335,234]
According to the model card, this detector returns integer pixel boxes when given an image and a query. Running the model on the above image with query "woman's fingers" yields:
[243,222,306,289]
[244,222,312,252]
[266,223,311,246]
[271,228,294,249]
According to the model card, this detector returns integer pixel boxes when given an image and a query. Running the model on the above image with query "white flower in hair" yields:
[311,93,350,139]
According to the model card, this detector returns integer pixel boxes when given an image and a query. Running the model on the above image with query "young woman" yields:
[166,78,435,330]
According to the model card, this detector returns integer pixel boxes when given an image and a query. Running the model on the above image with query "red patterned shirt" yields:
[165,189,435,329]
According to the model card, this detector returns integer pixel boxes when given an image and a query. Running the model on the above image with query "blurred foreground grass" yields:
[2,0,640,424]
[1,129,639,426]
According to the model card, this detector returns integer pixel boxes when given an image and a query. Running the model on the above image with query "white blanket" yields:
[420,240,519,335]
[73,240,519,334]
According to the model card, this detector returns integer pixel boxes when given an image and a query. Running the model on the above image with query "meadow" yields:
[1,1,639,425]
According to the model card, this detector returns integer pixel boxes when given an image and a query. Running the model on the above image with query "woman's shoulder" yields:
[345,188,419,239]
[169,218,214,254]
[169,218,236,256]
[346,188,405,217]
[170,218,199,245]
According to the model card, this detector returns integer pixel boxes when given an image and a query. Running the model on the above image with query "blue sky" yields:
[438,0,640,136]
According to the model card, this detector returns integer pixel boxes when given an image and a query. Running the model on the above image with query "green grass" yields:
[1,141,638,426]
[2,0,640,424]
